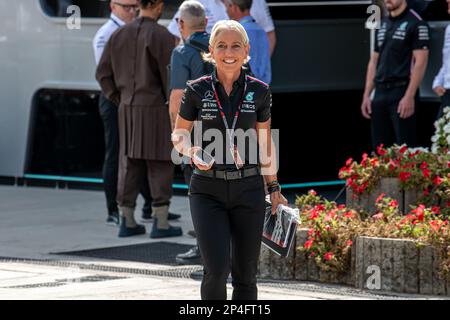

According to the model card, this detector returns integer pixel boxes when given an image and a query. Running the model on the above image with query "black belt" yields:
[193,167,261,180]
[376,80,408,89]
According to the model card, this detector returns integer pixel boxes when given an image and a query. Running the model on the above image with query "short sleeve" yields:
[374,28,380,53]
[179,85,200,121]
[412,20,430,50]
[257,88,272,122]
[170,49,190,90]
[250,0,275,33]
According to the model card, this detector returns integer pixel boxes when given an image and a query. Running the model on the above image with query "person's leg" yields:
[175,164,199,264]
[140,174,153,219]
[371,88,396,149]
[189,175,230,300]
[146,160,181,238]
[116,157,146,237]
[141,173,181,222]
[389,87,417,147]
[228,176,266,300]
[98,94,119,223]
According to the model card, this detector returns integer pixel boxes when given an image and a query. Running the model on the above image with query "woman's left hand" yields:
[270,191,288,215]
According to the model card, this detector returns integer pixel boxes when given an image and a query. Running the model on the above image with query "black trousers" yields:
[98,94,152,215]
[371,85,418,149]
[438,91,450,120]
[189,173,266,300]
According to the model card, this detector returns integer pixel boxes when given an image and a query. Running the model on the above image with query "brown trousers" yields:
[117,156,174,208]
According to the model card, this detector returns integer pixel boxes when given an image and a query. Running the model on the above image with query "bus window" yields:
[39,0,183,20]
[268,0,371,20]
[39,0,110,18]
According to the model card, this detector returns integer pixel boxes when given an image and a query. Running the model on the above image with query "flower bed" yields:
[340,145,449,215]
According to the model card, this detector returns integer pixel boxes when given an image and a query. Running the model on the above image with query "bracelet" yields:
[267,181,281,194]
[266,180,279,188]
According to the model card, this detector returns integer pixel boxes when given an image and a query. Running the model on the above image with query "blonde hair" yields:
[202,20,250,65]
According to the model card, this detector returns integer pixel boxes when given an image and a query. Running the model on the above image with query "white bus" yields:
[0,0,445,188]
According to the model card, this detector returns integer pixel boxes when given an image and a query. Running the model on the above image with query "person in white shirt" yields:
[432,0,450,119]
[93,1,138,64]
[167,0,276,55]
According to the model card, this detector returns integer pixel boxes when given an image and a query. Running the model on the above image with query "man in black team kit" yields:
[361,0,429,149]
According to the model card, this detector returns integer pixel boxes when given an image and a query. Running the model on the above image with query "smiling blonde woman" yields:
[172,20,287,300]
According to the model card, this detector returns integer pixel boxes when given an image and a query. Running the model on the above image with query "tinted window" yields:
[39,0,183,19]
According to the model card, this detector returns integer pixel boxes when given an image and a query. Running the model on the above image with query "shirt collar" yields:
[187,31,209,43]
[110,13,125,26]
[212,68,246,87]
[239,15,255,24]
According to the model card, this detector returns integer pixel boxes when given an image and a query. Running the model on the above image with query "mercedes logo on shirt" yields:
[205,90,214,100]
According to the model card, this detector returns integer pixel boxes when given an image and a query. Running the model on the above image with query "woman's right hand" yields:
[190,146,214,171]
[434,86,446,97]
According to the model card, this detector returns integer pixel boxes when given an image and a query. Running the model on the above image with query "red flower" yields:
[423,189,430,196]
[316,204,325,211]
[434,177,443,186]
[422,169,431,179]
[432,207,440,215]
[324,252,334,261]
[376,193,386,203]
[413,205,425,222]
[338,204,346,210]
[400,146,408,154]
[309,210,319,220]
[344,211,354,219]
[309,190,317,196]
[370,158,379,166]
[308,228,315,236]
[325,225,331,231]
[389,200,399,208]
[420,162,428,169]
[304,239,314,250]
[346,178,353,187]
[430,220,442,233]
[345,158,353,166]
[346,240,353,247]
[377,144,387,156]
[399,172,411,182]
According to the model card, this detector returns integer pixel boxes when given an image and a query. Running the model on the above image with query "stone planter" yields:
[346,178,404,214]
[355,236,449,296]
[258,228,450,296]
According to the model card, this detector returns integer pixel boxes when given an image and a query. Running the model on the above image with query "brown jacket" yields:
[96,17,175,160]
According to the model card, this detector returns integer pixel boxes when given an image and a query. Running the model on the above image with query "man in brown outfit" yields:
[96,0,182,238]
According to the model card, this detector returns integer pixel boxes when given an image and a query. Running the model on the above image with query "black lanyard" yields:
[110,17,121,28]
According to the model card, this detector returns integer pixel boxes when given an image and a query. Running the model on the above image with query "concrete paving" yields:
[0,185,448,300]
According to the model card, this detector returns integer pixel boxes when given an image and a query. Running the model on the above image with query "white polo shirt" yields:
[93,13,125,65]
[433,25,450,90]
[167,0,275,38]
